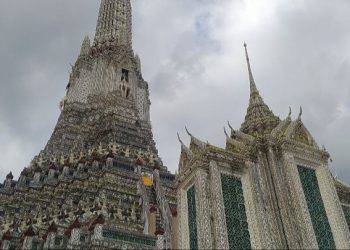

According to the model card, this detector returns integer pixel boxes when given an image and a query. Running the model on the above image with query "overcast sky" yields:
[0,0,349,184]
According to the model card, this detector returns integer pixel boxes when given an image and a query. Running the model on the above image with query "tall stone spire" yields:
[241,43,280,135]
[43,0,154,157]
[244,42,260,98]
[94,0,132,48]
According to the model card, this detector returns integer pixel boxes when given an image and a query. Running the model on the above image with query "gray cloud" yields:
[0,0,349,184]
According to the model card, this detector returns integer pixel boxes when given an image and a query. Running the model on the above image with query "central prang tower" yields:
[0,1,178,249]
[44,0,155,158]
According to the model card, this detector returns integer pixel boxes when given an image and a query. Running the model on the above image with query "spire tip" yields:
[185,126,192,137]
[288,107,292,118]
[177,132,183,144]
[227,121,234,131]
[223,127,229,138]
[298,106,303,120]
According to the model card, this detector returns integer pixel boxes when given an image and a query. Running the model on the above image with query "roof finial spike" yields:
[185,126,192,137]
[288,107,292,119]
[177,132,184,145]
[223,127,229,138]
[298,106,303,120]
[244,42,258,95]
[227,121,234,132]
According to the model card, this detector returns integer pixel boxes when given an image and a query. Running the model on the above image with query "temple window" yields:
[121,68,129,82]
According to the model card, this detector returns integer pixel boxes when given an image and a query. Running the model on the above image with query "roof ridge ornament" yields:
[184,126,206,149]
[288,107,292,119]
[177,132,185,146]
[185,126,193,138]
[227,121,234,131]
[298,106,303,121]
[223,126,230,138]
[227,121,237,137]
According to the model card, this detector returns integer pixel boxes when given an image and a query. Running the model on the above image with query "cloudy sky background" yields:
[0,0,349,183]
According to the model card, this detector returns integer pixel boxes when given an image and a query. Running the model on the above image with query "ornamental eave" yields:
[281,139,329,162]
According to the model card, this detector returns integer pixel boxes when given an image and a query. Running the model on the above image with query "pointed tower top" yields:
[244,43,259,96]
[240,43,280,135]
[94,0,132,48]
[79,35,91,57]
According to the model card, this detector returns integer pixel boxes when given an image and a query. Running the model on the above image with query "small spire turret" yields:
[6,172,13,180]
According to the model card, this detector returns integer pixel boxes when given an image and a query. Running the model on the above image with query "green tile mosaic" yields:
[342,205,350,231]
[102,229,156,246]
[221,174,251,249]
[187,185,198,250]
[297,166,336,249]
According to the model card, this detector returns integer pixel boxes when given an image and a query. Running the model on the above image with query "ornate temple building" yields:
[175,44,350,249]
[1,0,350,249]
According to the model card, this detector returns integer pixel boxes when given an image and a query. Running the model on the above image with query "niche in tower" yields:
[120,68,131,99]
[121,68,129,82]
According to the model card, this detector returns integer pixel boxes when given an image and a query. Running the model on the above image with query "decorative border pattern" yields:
[187,185,198,250]
[209,161,229,249]
[221,174,251,249]
[195,169,213,249]
[297,165,335,249]
[342,205,350,230]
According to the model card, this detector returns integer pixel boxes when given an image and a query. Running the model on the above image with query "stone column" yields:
[91,224,103,243]
[195,169,213,249]
[176,189,183,249]
[68,228,81,249]
[242,161,263,249]
[267,147,305,249]
[22,236,34,250]
[44,233,56,249]
[209,161,229,249]
[171,213,179,250]
[177,187,190,250]
[316,165,350,249]
[1,241,10,250]
[249,153,283,249]
[148,210,156,235]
